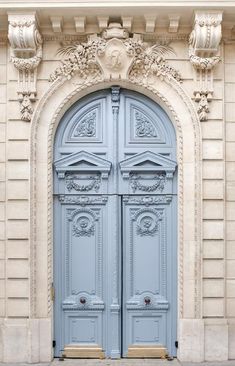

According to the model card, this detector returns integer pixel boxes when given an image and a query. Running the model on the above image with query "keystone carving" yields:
[189,11,222,121]
[8,13,43,122]
[49,22,181,84]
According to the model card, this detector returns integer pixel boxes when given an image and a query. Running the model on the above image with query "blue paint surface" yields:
[53,88,177,358]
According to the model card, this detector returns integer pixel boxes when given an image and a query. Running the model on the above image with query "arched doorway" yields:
[53,87,177,358]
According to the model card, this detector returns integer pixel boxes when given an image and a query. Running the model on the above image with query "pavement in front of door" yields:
[1,359,235,366]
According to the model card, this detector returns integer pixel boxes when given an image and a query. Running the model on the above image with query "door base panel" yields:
[127,345,168,358]
[62,346,105,359]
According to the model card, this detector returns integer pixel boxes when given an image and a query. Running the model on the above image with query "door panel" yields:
[122,195,174,357]
[54,195,110,357]
[54,88,177,358]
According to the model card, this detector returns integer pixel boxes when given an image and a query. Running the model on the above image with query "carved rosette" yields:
[8,13,43,122]
[72,215,95,237]
[49,22,181,84]
[189,12,222,121]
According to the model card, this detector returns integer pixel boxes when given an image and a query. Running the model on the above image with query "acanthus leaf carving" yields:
[135,110,157,138]
[189,12,222,121]
[59,195,108,206]
[8,13,43,122]
[49,22,181,84]
[123,195,172,206]
[73,111,96,137]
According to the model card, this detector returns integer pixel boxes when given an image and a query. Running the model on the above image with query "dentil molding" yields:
[8,12,43,122]
[189,11,223,121]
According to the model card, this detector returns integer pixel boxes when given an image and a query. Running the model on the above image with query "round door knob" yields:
[144,297,151,305]
[80,297,86,305]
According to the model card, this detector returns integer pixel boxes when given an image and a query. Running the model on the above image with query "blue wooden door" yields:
[53,88,177,358]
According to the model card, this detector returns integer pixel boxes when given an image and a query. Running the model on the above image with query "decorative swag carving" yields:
[49,22,182,84]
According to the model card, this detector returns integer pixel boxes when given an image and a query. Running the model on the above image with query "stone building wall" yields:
[225,42,235,359]
[0,2,234,362]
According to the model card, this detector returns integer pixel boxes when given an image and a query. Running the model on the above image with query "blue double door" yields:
[54,88,177,358]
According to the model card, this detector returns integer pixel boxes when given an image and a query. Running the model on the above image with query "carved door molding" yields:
[53,88,177,358]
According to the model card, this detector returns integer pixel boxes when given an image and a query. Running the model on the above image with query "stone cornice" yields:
[0,1,232,7]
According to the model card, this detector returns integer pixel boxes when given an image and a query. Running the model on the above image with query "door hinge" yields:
[51,283,55,301]
[175,341,178,348]
[52,340,56,348]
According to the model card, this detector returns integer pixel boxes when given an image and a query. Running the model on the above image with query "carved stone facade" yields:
[8,13,42,122]
[189,11,222,121]
[0,1,235,363]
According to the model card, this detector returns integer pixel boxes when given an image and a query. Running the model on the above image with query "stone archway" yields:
[30,24,202,361]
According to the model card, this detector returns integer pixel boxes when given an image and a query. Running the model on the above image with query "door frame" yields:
[30,76,202,361]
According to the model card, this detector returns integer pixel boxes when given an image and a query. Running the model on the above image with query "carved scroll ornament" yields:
[8,13,43,122]
[189,12,222,121]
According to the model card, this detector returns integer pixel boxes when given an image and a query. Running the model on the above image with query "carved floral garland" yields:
[49,38,106,82]
[125,39,182,82]
[130,173,166,193]
[66,174,101,192]
[49,37,182,83]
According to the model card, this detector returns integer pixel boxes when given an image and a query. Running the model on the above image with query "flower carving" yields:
[130,173,166,193]
[136,215,159,236]
[49,27,181,84]
[72,216,95,237]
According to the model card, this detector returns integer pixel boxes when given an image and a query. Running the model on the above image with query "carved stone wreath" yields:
[136,215,159,236]
[72,215,95,237]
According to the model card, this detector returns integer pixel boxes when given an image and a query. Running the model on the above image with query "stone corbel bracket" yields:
[189,11,222,121]
[8,13,43,122]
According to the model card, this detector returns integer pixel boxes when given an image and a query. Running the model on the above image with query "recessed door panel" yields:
[122,195,174,357]
[54,88,177,358]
